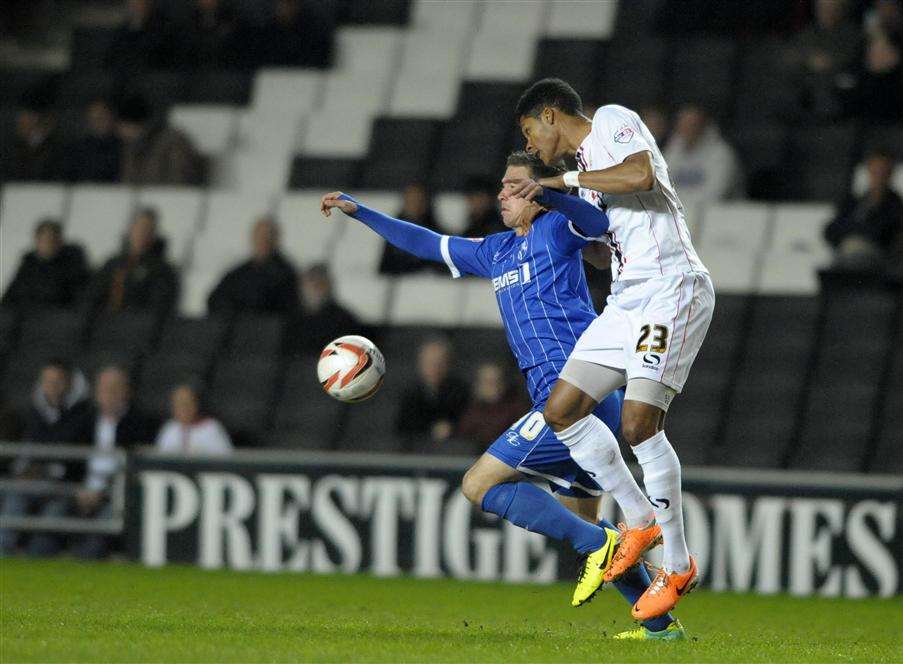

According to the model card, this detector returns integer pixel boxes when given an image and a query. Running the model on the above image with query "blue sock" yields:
[598,518,674,632]
[481,482,605,554]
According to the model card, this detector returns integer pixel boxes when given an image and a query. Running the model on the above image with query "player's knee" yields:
[621,414,660,446]
[543,397,580,432]
[461,469,489,506]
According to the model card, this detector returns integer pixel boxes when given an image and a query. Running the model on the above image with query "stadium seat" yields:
[17,309,86,359]
[1,352,55,413]
[434,194,469,234]
[272,357,345,448]
[217,150,293,193]
[135,351,211,419]
[479,0,545,36]
[235,109,303,156]
[320,70,391,117]
[732,124,791,200]
[343,0,410,25]
[289,157,361,190]
[1,184,69,290]
[65,184,136,266]
[87,312,159,358]
[332,275,392,324]
[329,193,400,275]
[208,357,280,441]
[734,39,801,124]
[695,202,771,293]
[389,275,464,325]
[69,27,118,70]
[390,33,463,118]
[168,105,238,157]
[597,38,668,109]
[455,82,524,120]
[360,119,441,189]
[157,316,228,363]
[459,279,502,327]
[179,269,221,318]
[533,40,606,108]
[669,38,739,120]
[186,70,253,105]
[757,204,832,295]
[333,27,402,76]
[250,69,323,115]
[545,0,618,38]
[225,315,286,358]
[411,0,478,33]
[466,32,538,81]
[55,70,116,108]
[0,308,18,358]
[432,120,510,190]
[851,160,903,196]
[278,192,341,267]
[302,109,374,158]
[135,187,204,266]
[192,192,273,276]
[789,124,857,201]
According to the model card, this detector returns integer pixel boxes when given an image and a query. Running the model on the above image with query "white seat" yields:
[465,32,537,81]
[320,71,390,117]
[179,268,222,317]
[251,69,323,115]
[192,192,274,275]
[334,27,402,75]
[135,187,205,266]
[235,109,303,155]
[328,192,401,275]
[66,185,136,266]
[758,203,832,295]
[546,0,618,38]
[696,202,771,294]
[302,109,373,158]
[168,105,238,156]
[435,193,471,235]
[479,0,546,36]
[412,0,478,33]
[389,275,463,325]
[460,278,502,327]
[389,68,461,117]
[278,193,341,267]
[0,184,68,290]
[851,161,903,195]
[217,150,292,194]
[333,275,392,323]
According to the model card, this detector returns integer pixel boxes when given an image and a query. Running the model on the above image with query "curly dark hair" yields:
[515,78,583,119]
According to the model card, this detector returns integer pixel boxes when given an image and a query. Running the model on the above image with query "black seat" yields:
[533,41,605,108]
[0,352,49,414]
[18,309,85,359]
[273,357,345,448]
[431,120,509,190]
[360,118,441,189]
[226,315,285,358]
[55,70,117,108]
[186,70,252,104]
[208,357,279,442]
[789,124,858,201]
[87,312,158,358]
[456,82,524,118]
[136,353,210,419]
[342,0,410,25]
[733,39,802,125]
[289,157,360,190]
[669,38,738,120]
[0,308,19,358]
[597,39,668,110]
[732,124,790,199]
[157,316,228,364]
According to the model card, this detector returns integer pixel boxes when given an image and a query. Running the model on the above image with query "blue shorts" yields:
[486,389,624,499]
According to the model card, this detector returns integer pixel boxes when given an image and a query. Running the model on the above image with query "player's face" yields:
[498,165,536,229]
[519,112,562,165]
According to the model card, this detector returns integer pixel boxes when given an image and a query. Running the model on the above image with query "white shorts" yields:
[569,271,715,393]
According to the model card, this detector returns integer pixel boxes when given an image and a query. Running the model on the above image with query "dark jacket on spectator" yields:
[10,128,66,182]
[395,376,469,446]
[456,392,532,447]
[87,240,178,317]
[208,253,298,315]
[78,406,158,449]
[1,244,90,310]
[287,299,361,355]
[65,133,121,183]
[825,190,903,251]
[121,122,202,186]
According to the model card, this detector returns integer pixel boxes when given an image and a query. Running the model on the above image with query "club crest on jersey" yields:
[493,263,532,292]
[614,125,634,144]
[517,240,528,261]
[505,430,521,446]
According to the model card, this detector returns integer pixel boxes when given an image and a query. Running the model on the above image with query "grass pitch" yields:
[1,559,901,662]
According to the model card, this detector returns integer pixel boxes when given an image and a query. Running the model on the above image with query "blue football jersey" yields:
[441,211,599,406]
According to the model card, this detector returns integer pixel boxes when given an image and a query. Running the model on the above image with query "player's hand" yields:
[320,192,358,217]
[501,177,544,202]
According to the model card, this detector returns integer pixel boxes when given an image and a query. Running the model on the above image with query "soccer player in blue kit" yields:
[319,152,684,640]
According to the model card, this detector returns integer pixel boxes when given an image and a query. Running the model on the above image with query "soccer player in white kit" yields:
[505,79,715,620]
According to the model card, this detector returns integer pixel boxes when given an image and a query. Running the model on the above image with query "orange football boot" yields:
[602,522,663,583]
[631,556,698,621]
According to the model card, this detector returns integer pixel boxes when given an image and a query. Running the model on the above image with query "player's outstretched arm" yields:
[320,191,444,262]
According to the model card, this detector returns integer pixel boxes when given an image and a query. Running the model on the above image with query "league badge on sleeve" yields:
[614,125,635,144]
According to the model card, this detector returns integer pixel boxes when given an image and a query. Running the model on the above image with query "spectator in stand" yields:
[0,360,91,556]
[790,0,862,119]
[395,338,468,450]
[181,0,238,69]
[380,182,446,275]
[8,96,64,182]
[287,264,360,356]
[864,0,903,41]
[73,366,157,559]
[639,103,670,146]
[842,29,903,122]
[64,99,121,183]
[825,148,903,269]
[104,0,176,72]
[456,362,531,448]
[86,207,178,318]
[461,176,502,238]
[2,219,90,311]
[208,216,298,315]
[155,384,231,456]
[664,104,743,206]
[117,94,202,185]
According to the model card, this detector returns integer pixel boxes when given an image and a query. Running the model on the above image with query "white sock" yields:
[632,430,690,573]
[556,414,653,528]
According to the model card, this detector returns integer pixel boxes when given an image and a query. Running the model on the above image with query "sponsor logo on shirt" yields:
[614,125,634,144]
[493,263,532,292]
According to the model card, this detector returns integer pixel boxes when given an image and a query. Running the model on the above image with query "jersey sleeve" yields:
[441,235,497,278]
[544,211,593,256]
[591,105,654,165]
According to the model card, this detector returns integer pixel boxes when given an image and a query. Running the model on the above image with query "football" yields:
[317,335,386,403]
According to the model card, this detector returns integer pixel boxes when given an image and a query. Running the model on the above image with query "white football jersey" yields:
[575,104,708,282]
